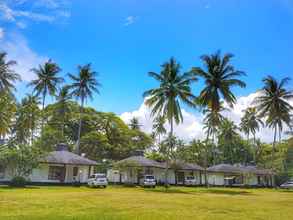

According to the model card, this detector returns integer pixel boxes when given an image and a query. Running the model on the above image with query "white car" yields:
[185,176,197,186]
[280,181,293,189]
[87,173,108,188]
[141,175,156,188]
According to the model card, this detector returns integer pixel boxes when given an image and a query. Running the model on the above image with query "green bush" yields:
[10,176,27,187]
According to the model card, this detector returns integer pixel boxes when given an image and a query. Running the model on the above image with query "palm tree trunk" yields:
[164,118,173,188]
[271,126,277,187]
[76,97,84,154]
[41,93,46,132]
[204,129,210,187]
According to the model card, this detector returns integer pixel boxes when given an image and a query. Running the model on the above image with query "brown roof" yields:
[207,164,273,175]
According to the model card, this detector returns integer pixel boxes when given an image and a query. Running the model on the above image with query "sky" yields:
[0,0,293,142]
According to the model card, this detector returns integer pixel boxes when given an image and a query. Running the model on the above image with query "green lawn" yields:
[0,186,292,220]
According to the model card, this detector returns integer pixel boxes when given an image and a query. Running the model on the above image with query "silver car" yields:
[141,175,156,188]
[280,181,293,189]
[87,173,108,188]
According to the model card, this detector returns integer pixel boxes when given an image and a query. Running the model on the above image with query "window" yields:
[73,167,78,177]
[48,166,63,180]
[0,165,4,179]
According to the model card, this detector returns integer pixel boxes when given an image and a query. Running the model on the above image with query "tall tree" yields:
[28,60,63,129]
[240,107,263,143]
[55,86,72,137]
[14,95,41,145]
[152,115,167,144]
[0,52,21,94]
[0,91,16,139]
[254,76,293,172]
[68,64,101,154]
[129,117,141,130]
[192,51,246,185]
[143,57,197,187]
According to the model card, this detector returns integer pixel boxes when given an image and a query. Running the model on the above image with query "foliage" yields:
[9,176,27,187]
[0,52,21,94]
[0,143,43,178]
[0,91,16,138]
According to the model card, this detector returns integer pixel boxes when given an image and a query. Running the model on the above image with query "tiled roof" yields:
[207,164,272,175]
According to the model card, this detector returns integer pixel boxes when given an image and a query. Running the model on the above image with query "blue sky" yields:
[1,0,293,141]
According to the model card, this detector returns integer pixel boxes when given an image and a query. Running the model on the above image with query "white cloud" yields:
[120,92,293,143]
[0,27,4,39]
[124,16,137,26]
[0,1,70,28]
[0,33,47,81]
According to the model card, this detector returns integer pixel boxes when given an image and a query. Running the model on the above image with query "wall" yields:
[207,173,225,186]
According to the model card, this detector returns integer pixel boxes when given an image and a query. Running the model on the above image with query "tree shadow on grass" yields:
[0,185,40,190]
[144,187,253,196]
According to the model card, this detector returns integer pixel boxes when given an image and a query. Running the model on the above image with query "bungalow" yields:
[107,153,204,185]
[0,144,97,184]
[207,164,273,187]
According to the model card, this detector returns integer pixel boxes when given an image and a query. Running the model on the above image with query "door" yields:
[177,172,185,185]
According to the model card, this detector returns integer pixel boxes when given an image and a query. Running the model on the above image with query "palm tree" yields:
[14,94,41,144]
[129,117,141,130]
[152,115,167,144]
[0,52,21,94]
[28,60,63,129]
[55,86,72,137]
[191,51,246,185]
[240,107,263,143]
[143,57,197,187]
[0,91,16,139]
[203,104,226,166]
[68,64,101,154]
[218,119,239,164]
[254,76,293,171]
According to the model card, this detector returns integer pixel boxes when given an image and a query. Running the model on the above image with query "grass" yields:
[0,185,293,220]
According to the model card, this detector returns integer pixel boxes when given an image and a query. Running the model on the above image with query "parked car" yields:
[185,176,197,186]
[280,181,293,189]
[87,173,108,188]
[141,175,156,188]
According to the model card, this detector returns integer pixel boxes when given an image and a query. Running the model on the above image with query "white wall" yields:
[208,173,225,186]
[1,163,93,183]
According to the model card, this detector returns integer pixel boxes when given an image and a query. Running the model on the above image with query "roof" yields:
[40,150,98,166]
[115,156,165,169]
[207,164,273,175]
[169,160,204,171]
[115,156,204,171]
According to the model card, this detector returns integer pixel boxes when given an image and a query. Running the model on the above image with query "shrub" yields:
[10,176,27,187]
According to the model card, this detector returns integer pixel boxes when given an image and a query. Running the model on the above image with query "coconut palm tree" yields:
[14,94,41,144]
[240,107,263,143]
[0,52,21,94]
[0,91,16,139]
[129,117,141,130]
[143,57,197,187]
[254,76,293,170]
[28,60,63,129]
[152,115,167,144]
[68,64,101,154]
[191,51,246,185]
[191,51,246,112]
[55,86,72,137]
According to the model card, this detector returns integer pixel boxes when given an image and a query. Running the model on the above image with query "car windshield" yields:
[145,175,155,180]
[186,176,195,180]
[96,174,106,178]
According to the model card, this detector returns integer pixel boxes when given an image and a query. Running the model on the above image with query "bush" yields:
[9,176,27,187]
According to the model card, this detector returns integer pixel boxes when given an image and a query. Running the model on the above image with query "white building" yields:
[0,144,97,184]
[108,156,273,187]
[207,164,273,187]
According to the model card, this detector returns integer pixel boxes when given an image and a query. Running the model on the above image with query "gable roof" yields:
[116,156,165,168]
[40,151,98,166]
